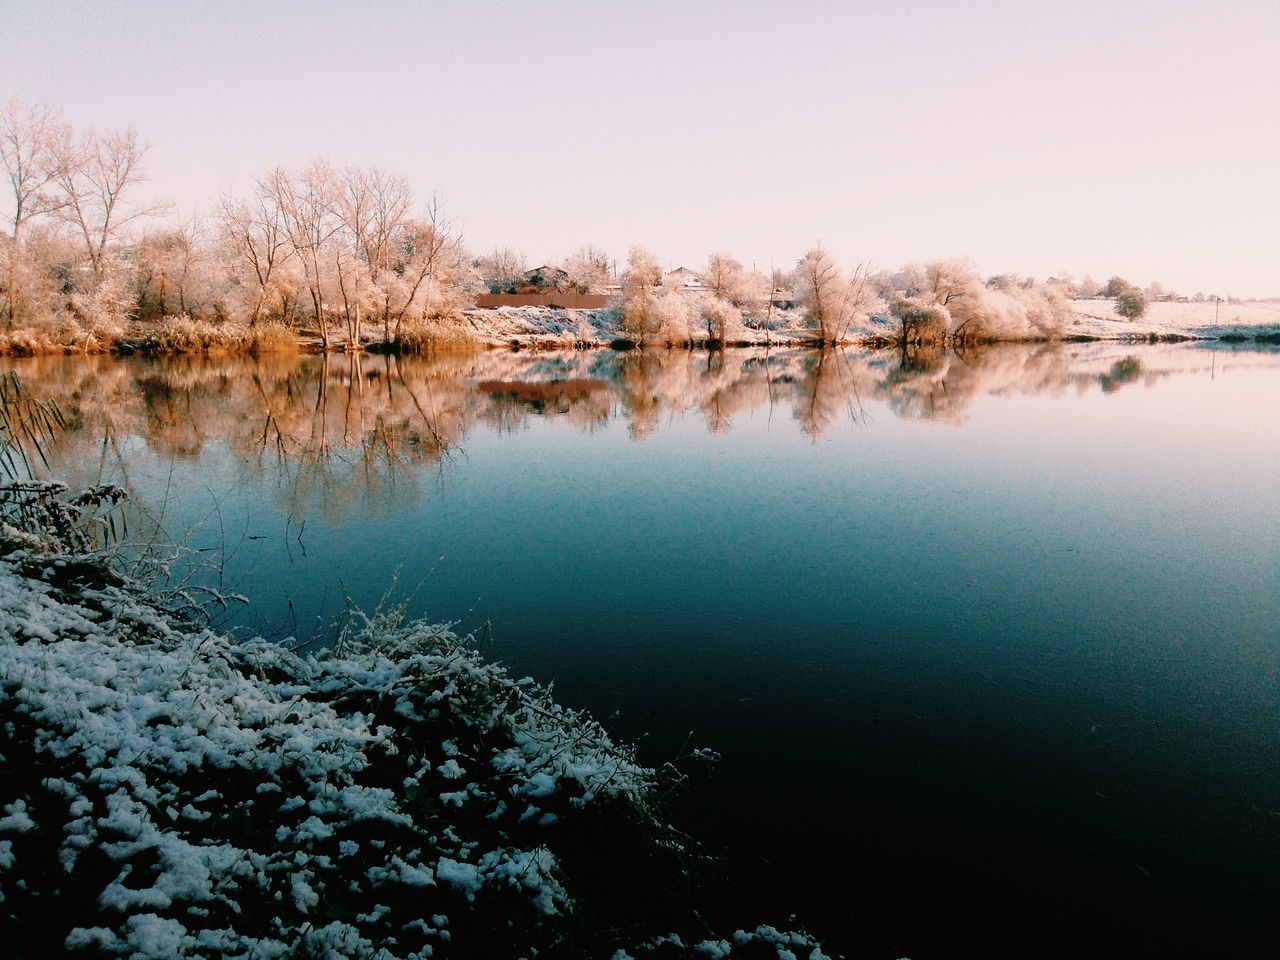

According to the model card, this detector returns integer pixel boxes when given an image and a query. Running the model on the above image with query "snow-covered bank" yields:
[16,299,1279,359]
[0,534,832,959]
[455,301,1280,351]
[450,306,839,350]
[1063,298,1280,342]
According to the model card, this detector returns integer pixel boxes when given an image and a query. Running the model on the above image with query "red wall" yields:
[474,293,612,309]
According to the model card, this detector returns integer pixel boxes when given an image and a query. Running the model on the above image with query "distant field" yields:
[1066,299,1280,337]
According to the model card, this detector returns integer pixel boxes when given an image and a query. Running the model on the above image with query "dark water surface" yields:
[16,343,1280,958]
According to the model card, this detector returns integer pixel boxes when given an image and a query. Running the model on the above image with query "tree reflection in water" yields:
[10,342,1178,515]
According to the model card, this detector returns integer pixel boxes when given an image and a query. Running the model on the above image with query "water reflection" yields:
[478,377,611,432]
[5,342,1234,505]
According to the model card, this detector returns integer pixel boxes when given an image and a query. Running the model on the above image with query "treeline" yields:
[1,101,473,354]
[610,247,1108,346]
[2,99,1180,355]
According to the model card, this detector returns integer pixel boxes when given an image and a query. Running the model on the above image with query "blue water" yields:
[21,343,1280,958]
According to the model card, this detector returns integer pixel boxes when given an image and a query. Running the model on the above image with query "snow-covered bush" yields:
[791,248,878,344]
[888,294,950,343]
[0,541,647,958]
[0,537,834,959]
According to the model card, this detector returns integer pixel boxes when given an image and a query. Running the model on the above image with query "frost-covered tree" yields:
[236,163,471,346]
[703,252,743,302]
[0,226,75,339]
[563,244,612,294]
[340,166,412,274]
[1,100,72,241]
[702,252,768,319]
[258,162,342,347]
[383,211,470,339]
[2,102,73,328]
[133,220,218,321]
[692,293,744,343]
[1077,275,1103,298]
[332,167,415,342]
[737,269,770,317]
[617,246,663,344]
[880,258,1069,342]
[653,276,694,343]
[922,257,982,312]
[477,246,527,294]
[55,127,165,285]
[218,185,301,327]
[791,246,874,344]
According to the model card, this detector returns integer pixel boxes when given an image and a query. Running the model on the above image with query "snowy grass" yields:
[123,318,300,355]
[458,301,1280,351]
[0,529,835,959]
[453,307,847,351]
[1064,299,1280,340]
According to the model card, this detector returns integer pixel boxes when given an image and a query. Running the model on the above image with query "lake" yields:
[12,342,1279,959]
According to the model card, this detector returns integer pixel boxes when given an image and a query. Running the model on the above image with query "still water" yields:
[14,343,1280,958]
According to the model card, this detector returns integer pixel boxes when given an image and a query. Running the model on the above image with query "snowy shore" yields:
[0,533,833,959]
[1061,298,1280,342]
[448,300,1280,351]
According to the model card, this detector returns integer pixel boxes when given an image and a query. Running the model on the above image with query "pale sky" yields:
[3,0,1277,296]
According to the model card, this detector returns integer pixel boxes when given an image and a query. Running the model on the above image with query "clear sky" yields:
[3,0,1277,296]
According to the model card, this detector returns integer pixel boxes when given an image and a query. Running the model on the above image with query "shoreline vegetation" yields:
[4,101,1277,361]
[1,297,1278,360]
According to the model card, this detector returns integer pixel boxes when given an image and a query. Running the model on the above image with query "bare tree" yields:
[260,162,341,349]
[55,128,165,284]
[2,100,73,241]
[703,252,743,302]
[791,246,874,344]
[218,186,298,326]
[1,100,74,327]
[334,167,414,343]
[380,201,467,344]
[563,245,612,294]
[476,246,527,294]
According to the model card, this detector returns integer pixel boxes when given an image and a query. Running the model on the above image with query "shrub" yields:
[1115,290,1149,321]
[889,294,950,343]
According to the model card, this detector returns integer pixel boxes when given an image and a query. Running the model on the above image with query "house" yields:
[663,267,707,291]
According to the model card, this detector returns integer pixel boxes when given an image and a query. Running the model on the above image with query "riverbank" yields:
[4,298,1278,358]
[0,521,834,960]
[334,300,1280,351]
[1062,298,1280,342]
